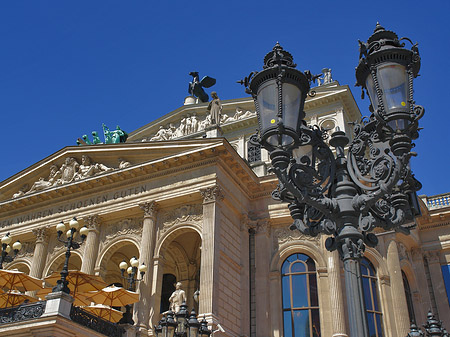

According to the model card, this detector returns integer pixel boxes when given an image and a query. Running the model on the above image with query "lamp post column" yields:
[81,215,100,275]
[199,184,224,318]
[137,201,158,335]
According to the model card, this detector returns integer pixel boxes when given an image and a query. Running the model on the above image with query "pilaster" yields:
[199,185,224,317]
[81,215,100,275]
[30,227,50,279]
[386,240,410,336]
[136,201,158,335]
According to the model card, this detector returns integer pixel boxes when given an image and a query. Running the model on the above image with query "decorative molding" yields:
[379,274,390,286]
[423,250,440,263]
[159,204,203,237]
[397,242,410,262]
[256,219,271,237]
[32,227,50,243]
[139,201,158,219]
[85,215,101,232]
[241,214,257,232]
[15,241,35,258]
[273,226,320,246]
[200,185,224,203]
[99,218,142,252]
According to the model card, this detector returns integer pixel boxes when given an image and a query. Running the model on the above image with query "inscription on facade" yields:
[1,184,148,227]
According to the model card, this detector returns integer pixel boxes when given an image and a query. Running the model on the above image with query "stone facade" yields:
[0,82,449,336]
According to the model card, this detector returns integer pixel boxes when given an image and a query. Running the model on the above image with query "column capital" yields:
[200,185,224,203]
[139,201,158,218]
[424,250,440,263]
[84,215,101,232]
[256,219,271,237]
[241,213,257,232]
[32,226,50,243]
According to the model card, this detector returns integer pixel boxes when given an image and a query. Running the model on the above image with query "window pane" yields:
[309,274,318,307]
[372,279,379,312]
[284,311,293,337]
[306,257,316,272]
[441,265,450,307]
[367,313,376,337]
[292,274,308,308]
[363,277,373,311]
[282,260,291,275]
[257,81,278,133]
[282,276,291,309]
[293,310,310,337]
[282,83,301,131]
[377,64,408,112]
[311,309,321,337]
[291,261,306,273]
[376,314,384,337]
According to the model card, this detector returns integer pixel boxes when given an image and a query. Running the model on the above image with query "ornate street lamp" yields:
[0,232,22,269]
[53,217,88,294]
[155,306,211,337]
[240,25,423,337]
[118,256,147,324]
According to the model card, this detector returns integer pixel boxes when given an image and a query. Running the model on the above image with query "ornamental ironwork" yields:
[70,305,125,337]
[0,301,45,325]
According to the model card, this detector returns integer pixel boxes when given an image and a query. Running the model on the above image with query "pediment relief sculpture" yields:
[146,107,256,142]
[12,155,132,199]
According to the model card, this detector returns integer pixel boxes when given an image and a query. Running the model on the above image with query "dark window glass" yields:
[402,271,416,324]
[441,265,450,308]
[361,258,384,337]
[281,253,320,337]
[160,273,176,313]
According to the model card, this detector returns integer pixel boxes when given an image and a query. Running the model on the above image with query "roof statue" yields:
[77,124,128,145]
[316,68,333,86]
[188,71,216,103]
[207,91,222,125]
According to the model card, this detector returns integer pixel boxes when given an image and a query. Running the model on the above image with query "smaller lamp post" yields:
[118,256,147,325]
[155,306,211,337]
[0,232,22,269]
[53,217,88,294]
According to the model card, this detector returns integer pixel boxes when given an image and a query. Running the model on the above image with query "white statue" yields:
[150,125,168,141]
[322,68,332,84]
[118,158,131,169]
[234,108,255,120]
[191,114,199,133]
[74,155,112,180]
[169,282,186,313]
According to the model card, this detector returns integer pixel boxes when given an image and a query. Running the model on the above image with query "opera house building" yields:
[0,78,449,337]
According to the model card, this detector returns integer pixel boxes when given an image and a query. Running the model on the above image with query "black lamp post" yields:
[118,256,147,325]
[240,24,423,337]
[0,232,22,269]
[155,305,212,337]
[53,217,88,294]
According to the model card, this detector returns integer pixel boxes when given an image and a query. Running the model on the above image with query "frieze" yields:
[159,204,203,237]
[273,226,320,246]
[146,108,256,142]
[99,218,142,252]
[11,155,131,199]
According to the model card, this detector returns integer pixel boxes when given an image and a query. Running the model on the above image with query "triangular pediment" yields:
[0,139,227,204]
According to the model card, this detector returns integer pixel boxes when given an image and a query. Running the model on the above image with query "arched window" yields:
[281,253,320,337]
[402,271,416,324]
[361,258,384,337]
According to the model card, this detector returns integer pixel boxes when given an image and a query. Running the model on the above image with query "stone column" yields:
[410,248,431,320]
[80,215,100,275]
[386,240,410,337]
[30,227,50,279]
[327,249,348,337]
[136,201,158,336]
[240,215,254,337]
[424,250,450,329]
[254,219,270,337]
[199,185,224,319]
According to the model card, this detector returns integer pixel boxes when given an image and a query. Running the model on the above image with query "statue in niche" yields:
[26,164,61,194]
[207,91,222,126]
[74,155,113,180]
[57,157,80,184]
[188,71,216,103]
[169,282,186,313]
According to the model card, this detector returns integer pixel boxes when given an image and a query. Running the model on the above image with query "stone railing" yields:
[422,193,450,210]
[0,301,46,325]
[70,305,124,337]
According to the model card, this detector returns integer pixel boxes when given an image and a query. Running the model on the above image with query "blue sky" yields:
[1,1,449,196]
